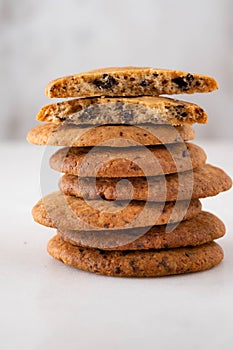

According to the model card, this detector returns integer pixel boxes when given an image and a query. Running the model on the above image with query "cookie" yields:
[37,96,208,126]
[47,235,224,277]
[49,143,206,178]
[45,67,218,98]
[57,211,225,250]
[27,123,195,147]
[32,191,202,231]
[60,164,232,201]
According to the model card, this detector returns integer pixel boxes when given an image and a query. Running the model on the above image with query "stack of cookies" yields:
[27,67,232,277]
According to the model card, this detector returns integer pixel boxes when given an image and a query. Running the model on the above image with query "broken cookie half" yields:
[45,66,218,98]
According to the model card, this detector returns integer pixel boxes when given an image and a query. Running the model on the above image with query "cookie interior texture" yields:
[59,164,232,201]
[57,211,225,250]
[37,96,208,126]
[45,67,218,98]
[47,235,224,277]
[27,123,195,147]
[32,191,202,231]
[49,142,207,178]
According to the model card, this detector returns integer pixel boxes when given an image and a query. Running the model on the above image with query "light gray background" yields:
[0,0,232,140]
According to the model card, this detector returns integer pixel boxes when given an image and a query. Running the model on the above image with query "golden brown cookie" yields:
[27,123,195,147]
[45,67,218,98]
[32,191,202,231]
[47,235,224,277]
[49,143,206,178]
[37,96,208,126]
[57,211,225,250]
[60,164,232,201]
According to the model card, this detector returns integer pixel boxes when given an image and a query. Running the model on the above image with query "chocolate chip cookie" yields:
[47,235,224,277]
[32,191,202,231]
[49,143,206,177]
[27,123,195,147]
[59,164,232,201]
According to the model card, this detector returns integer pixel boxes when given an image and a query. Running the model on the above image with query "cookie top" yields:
[47,236,224,277]
[57,211,225,250]
[49,143,206,177]
[32,191,202,231]
[60,164,232,201]
[27,123,195,147]
[37,96,208,126]
[45,67,218,98]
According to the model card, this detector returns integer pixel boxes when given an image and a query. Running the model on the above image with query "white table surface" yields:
[1,140,233,350]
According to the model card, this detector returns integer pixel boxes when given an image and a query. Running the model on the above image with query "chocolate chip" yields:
[78,109,98,122]
[140,80,150,87]
[199,108,204,114]
[93,74,117,90]
[56,116,67,121]
[172,76,188,88]
[186,74,194,83]
[159,258,171,272]
[119,131,123,136]
[163,243,169,249]
[160,258,168,268]
[114,102,124,113]
[104,223,110,228]
[129,260,137,272]
[122,110,134,123]
[153,73,159,77]
[172,74,194,90]
[181,112,188,118]
[114,267,121,274]
[136,243,143,248]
